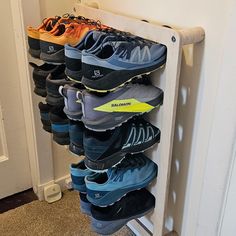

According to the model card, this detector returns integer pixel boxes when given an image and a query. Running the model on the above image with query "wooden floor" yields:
[0,188,37,213]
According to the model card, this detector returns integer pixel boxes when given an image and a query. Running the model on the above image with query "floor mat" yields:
[0,190,134,236]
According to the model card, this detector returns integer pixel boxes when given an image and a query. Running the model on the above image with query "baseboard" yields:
[36,174,71,201]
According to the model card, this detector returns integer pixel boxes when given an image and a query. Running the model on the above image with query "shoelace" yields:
[110,155,147,181]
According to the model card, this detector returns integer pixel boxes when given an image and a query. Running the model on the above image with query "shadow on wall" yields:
[165,41,205,233]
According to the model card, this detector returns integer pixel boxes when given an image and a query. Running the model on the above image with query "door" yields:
[0,0,32,199]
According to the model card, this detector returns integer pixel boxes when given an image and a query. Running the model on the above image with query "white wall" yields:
[81,0,235,235]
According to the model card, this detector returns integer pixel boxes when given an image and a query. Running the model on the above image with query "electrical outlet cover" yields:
[44,184,62,203]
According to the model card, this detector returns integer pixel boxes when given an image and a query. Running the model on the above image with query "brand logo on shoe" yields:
[94,99,154,113]
[111,102,131,107]
[94,193,101,198]
[47,45,56,53]
[91,70,103,79]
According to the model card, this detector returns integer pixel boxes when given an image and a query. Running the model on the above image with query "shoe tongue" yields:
[84,31,104,49]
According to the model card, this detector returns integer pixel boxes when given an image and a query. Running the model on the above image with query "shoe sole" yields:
[65,68,83,83]
[84,130,161,171]
[80,199,92,216]
[86,169,157,207]
[28,48,41,59]
[82,55,166,92]
[82,94,163,131]
[91,207,154,235]
[63,107,83,121]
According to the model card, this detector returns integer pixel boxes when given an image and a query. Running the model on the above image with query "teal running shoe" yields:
[85,153,157,206]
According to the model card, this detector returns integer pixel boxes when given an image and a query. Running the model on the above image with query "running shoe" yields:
[79,83,163,131]
[84,117,160,171]
[79,192,92,216]
[39,21,101,64]
[29,62,60,97]
[70,160,94,193]
[27,16,61,58]
[69,120,84,156]
[91,188,155,235]
[59,84,85,120]
[81,37,167,91]
[45,64,73,106]
[85,153,157,206]
[49,106,70,145]
[38,102,52,133]
[65,30,107,82]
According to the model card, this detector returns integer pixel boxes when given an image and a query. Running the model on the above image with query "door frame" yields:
[10,0,54,200]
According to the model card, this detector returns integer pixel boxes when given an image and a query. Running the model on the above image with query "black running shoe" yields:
[45,64,73,106]
[84,117,160,171]
[29,62,60,97]
[38,102,52,133]
[91,188,155,235]
[49,106,70,145]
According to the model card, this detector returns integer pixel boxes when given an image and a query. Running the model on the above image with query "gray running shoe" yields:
[78,83,163,131]
[59,84,85,120]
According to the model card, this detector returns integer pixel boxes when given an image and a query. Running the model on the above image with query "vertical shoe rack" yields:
[73,3,204,236]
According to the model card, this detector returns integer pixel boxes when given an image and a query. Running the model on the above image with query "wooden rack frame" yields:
[74,4,204,236]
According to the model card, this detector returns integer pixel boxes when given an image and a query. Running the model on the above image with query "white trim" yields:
[0,104,9,158]
[9,0,54,196]
[10,0,40,193]
[218,142,236,235]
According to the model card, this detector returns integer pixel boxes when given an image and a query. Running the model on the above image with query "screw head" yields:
[171,36,176,42]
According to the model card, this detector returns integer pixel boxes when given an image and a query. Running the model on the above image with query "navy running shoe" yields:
[49,106,70,145]
[84,117,160,171]
[91,188,155,235]
[79,192,91,216]
[85,153,157,206]
[29,62,60,97]
[59,84,84,120]
[78,83,163,131]
[81,37,167,91]
[69,120,84,156]
[65,30,107,82]
[38,102,52,133]
[70,160,94,193]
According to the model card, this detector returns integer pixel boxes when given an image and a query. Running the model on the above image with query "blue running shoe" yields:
[84,117,160,171]
[69,120,84,156]
[38,102,52,133]
[49,106,70,145]
[70,160,94,193]
[65,30,107,83]
[59,84,84,120]
[81,37,167,91]
[85,153,157,206]
[79,192,92,216]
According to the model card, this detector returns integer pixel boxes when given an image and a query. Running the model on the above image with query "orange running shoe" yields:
[39,22,101,64]
[27,17,61,58]
[27,14,80,58]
